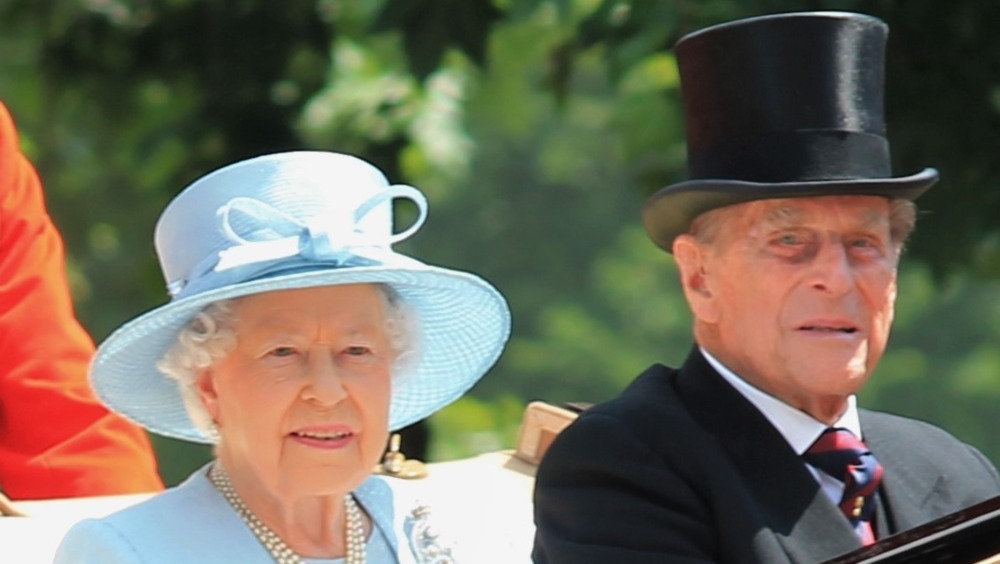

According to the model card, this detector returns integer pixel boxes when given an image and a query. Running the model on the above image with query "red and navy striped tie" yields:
[803,427,884,544]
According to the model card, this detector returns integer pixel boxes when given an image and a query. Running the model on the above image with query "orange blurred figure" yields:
[0,101,163,499]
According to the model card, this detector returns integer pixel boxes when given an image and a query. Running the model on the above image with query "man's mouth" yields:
[799,325,858,334]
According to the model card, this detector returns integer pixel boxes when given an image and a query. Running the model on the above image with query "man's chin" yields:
[796,359,872,394]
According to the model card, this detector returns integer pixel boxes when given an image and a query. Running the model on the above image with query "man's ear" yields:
[195,368,221,425]
[673,234,720,323]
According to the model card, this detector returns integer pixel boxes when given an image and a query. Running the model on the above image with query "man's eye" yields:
[777,234,801,245]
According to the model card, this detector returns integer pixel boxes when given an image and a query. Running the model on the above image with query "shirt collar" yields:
[699,347,862,455]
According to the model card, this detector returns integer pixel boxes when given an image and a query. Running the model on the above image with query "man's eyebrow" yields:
[758,205,888,231]
[760,206,803,229]
[859,209,890,232]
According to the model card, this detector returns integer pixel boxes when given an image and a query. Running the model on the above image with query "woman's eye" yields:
[269,346,297,357]
[344,346,371,356]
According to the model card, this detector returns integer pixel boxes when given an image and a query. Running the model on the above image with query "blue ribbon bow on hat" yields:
[168,185,427,300]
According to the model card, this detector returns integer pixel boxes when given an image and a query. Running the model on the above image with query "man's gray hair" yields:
[157,284,420,438]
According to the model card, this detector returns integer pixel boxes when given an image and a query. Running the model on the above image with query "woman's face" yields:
[196,283,394,500]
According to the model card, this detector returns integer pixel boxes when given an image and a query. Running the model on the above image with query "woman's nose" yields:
[301,354,348,406]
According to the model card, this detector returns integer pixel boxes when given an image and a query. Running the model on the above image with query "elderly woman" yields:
[54,152,511,563]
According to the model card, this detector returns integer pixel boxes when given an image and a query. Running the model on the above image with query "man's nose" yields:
[808,241,854,295]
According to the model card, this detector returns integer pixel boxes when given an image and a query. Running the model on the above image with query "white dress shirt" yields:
[700,347,861,507]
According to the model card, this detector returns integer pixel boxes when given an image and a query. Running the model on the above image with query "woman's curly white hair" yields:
[156,284,420,439]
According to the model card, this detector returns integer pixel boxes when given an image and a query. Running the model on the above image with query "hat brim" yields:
[642,168,939,252]
[90,262,511,444]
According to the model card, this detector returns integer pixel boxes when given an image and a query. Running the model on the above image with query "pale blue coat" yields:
[54,466,421,563]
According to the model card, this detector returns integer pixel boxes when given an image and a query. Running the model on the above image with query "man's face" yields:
[676,195,901,420]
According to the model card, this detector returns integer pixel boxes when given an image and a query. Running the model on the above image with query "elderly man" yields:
[532,12,1000,564]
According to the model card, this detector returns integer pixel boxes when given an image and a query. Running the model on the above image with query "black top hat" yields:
[642,11,938,252]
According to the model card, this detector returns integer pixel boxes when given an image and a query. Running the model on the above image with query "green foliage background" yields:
[1,0,998,485]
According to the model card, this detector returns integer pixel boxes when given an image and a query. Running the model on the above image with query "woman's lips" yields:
[289,426,355,449]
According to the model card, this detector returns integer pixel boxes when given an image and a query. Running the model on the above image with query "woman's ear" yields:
[195,368,221,426]
[673,234,720,323]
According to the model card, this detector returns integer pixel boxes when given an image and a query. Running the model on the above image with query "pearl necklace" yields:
[209,464,366,564]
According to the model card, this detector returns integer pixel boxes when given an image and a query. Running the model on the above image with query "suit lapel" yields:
[862,412,948,534]
[673,349,863,562]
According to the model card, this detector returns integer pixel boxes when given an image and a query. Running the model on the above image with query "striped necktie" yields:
[803,427,884,544]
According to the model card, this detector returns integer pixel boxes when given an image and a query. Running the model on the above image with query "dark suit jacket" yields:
[532,349,1000,563]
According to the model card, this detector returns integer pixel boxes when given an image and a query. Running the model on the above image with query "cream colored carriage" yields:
[0,402,576,563]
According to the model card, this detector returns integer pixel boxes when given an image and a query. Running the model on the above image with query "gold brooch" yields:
[374,433,428,480]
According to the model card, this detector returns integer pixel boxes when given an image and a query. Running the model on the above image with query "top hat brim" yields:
[642,167,938,252]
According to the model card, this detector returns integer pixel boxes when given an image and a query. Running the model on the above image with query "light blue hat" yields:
[90,151,512,443]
